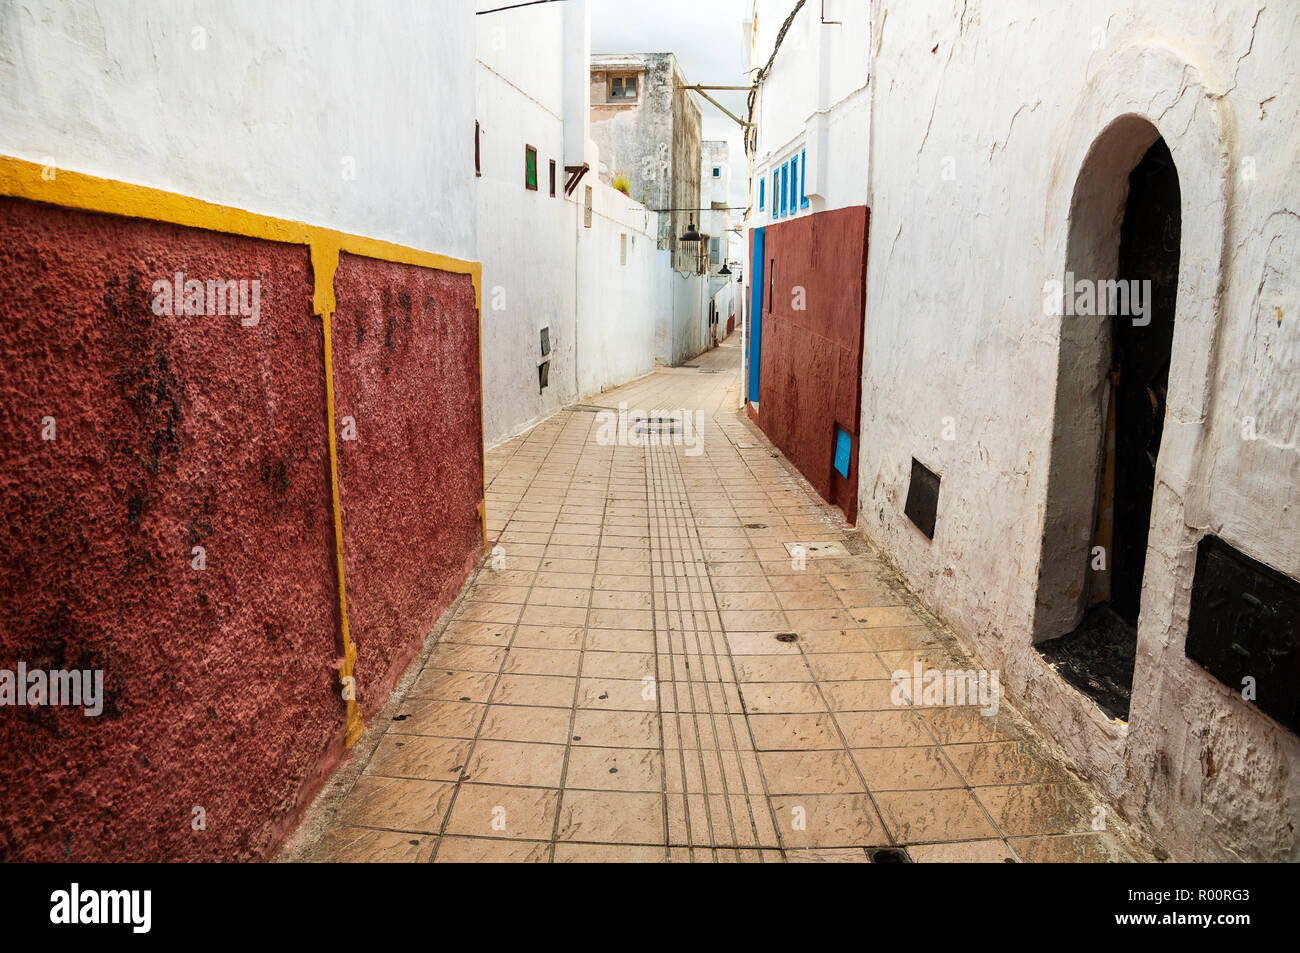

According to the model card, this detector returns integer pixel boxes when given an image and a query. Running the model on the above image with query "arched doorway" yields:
[1035,118,1181,721]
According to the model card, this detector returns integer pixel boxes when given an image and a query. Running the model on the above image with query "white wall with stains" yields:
[851,0,1300,860]
[476,0,578,446]
[477,0,666,447]
[575,183,660,398]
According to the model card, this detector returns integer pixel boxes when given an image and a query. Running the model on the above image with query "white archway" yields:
[1034,42,1233,663]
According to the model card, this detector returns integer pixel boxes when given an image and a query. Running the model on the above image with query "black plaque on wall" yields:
[904,458,940,540]
[1185,535,1300,734]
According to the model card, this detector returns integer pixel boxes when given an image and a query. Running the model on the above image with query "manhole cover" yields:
[633,416,681,435]
[775,632,799,643]
[868,847,912,863]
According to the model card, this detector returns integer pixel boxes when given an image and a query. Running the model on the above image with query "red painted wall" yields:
[752,206,869,522]
[333,253,483,715]
[0,198,482,860]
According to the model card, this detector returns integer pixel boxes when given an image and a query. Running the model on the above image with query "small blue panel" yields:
[833,427,852,478]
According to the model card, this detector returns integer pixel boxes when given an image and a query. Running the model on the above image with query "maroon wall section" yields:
[332,253,484,715]
[0,198,482,860]
[753,206,870,523]
[0,196,338,861]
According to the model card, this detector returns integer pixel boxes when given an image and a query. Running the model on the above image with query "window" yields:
[771,171,778,219]
[712,166,721,178]
[759,177,765,210]
[549,159,556,197]
[780,164,788,216]
[710,237,721,265]
[525,145,538,191]
[608,73,638,101]
[800,149,809,208]
[475,121,481,177]
[789,158,798,216]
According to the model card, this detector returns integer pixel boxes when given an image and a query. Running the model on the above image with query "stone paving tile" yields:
[301,340,1144,863]
[433,837,552,863]
[313,826,437,863]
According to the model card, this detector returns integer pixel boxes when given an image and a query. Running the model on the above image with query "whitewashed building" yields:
[744,0,1300,862]
[703,140,737,342]
[476,0,662,446]
[590,52,711,366]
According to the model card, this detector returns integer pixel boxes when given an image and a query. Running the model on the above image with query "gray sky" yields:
[591,0,752,207]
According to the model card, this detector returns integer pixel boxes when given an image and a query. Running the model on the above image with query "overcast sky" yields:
[591,0,752,207]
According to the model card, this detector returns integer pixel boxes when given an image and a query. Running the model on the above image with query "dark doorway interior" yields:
[1039,137,1181,721]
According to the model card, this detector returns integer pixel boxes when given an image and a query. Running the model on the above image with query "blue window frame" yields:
[834,427,852,478]
[789,158,798,216]
[772,171,778,219]
[759,176,765,210]
[780,164,788,216]
[800,150,809,208]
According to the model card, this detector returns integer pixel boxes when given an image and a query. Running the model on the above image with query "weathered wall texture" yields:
[0,202,483,862]
[332,253,484,715]
[851,1,1300,861]
[751,205,869,522]
[0,0,478,261]
[0,0,485,863]
[590,54,683,245]
[669,74,703,274]
[0,198,341,860]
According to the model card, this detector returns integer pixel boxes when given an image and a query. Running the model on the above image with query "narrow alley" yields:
[0,0,1295,926]
[289,343,1144,863]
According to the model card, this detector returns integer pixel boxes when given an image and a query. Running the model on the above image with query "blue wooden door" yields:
[749,227,765,403]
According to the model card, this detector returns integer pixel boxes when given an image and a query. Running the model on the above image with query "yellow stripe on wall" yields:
[0,154,488,748]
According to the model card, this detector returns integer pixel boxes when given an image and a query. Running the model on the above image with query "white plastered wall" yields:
[0,0,478,260]
[856,1,1300,861]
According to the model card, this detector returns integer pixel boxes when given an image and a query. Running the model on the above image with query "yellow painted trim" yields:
[318,306,364,748]
[0,155,487,748]
[0,157,482,312]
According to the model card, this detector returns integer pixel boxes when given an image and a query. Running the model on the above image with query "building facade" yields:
[0,0,676,861]
[703,140,736,342]
[0,0,484,860]
[477,0,672,446]
[742,1,871,522]
[590,53,711,365]
[744,0,1300,861]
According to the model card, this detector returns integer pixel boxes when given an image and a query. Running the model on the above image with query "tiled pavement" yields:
[299,337,1145,863]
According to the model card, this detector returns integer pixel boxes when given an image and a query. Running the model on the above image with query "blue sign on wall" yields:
[833,426,852,478]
